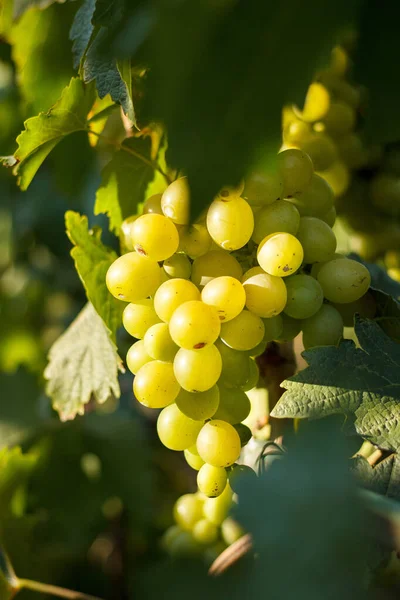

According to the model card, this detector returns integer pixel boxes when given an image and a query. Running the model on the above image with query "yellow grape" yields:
[143,193,163,215]
[169,301,220,349]
[330,45,349,77]
[221,518,245,545]
[257,232,303,277]
[296,217,337,264]
[161,177,190,224]
[179,224,212,258]
[201,276,246,322]
[192,520,219,545]
[143,323,179,361]
[184,448,205,471]
[123,300,161,339]
[126,340,152,374]
[174,345,222,392]
[197,420,241,467]
[120,216,138,252]
[277,148,314,196]
[157,404,203,451]
[163,253,192,279]
[191,250,243,288]
[176,385,220,421]
[197,464,227,498]
[294,82,330,122]
[106,252,161,302]
[242,266,287,317]
[316,258,371,303]
[243,170,284,206]
[220,310,265,351]
[133,360,180,408]
[173,493,203,531]
[154,278,200,323]
[131,214,179,262]
[202,483,233,525]
[213,385,251,424]
[206,197,254,251]
[289,174,334,218]
[317,161,349,197]
[251,200,300,244]
[283,117,311,146]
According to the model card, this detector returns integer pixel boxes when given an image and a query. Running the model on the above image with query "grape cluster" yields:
[106,146,371,559]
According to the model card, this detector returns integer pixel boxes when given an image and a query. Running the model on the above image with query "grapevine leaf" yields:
[65,211,123,337]
[352,455,400,501]
[44,303,122,422]
[69,0,96,70]
[271,317,400,452]
[372,289,400,342]
[11,77,95,190]
[94,137,154,233]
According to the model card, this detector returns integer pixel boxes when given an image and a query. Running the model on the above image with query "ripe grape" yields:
[157,404,203,451]
[106,252,161,302]
[179,224,212,258]
[167,531,200,558]
[174,345,222,392]
[120,216,138,251]
[213,386,251,424]
[197,420,241,467]
[284,274,324,319]
[206,196,254,251]
[197,464,227,498]
[370,173,400,216]
[283,117,311,146]
[296,217,337,264]
[220,310,265,351]
[192,520,219,545]
[289,174,334,218]
[154,278,200,323]
[143,323,179,361]
[257,232,304,277]
[320,205,337,227]
[262,315,283,342]
[184,447,205,471]
[202,484,233,525]
[238,358,259,391]
[160,525,182,551]
[302,304,343,349]
[123,300,160,339]
[294,82,330,122]
[215,339,255,389]
[133,361,180,408]
[310,253,345,279]
[252,200,300,243]
[248,340,267,358]
[337,134,366,169]
[163,253,191,279]
[242,267,287,317]
[228,464,257,494]
[161,177,190,224]
[317,161,349,197]
[191,250,243,288]
[143,193,163,215]
[221,518,245,545]
[173,493,203,530]
[169,301,221,349]
[276,314,302,341]
[126,340,152,374]
[299,133,338,172]
[317,258,371,303]
[176,386,220,421]
[277,148,313,196]
[323,101,355,137]
[243,170,284,206]
[201,276,246,322]
[131,214,179,261]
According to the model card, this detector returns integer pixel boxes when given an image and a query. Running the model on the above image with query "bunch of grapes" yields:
[106,146,371,560]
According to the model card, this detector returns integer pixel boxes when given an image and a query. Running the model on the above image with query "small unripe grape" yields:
[143,323,179,361]
[252,200,300,243]
[154,278,200,323]
[257,232,304,277]
[234,423,252,447]
[192,519,219,545]
[160,525,182,551]
[157,404,203,451]
[207,197,254,251]
[174,493,203,530]
[284,274,324,319]
[276,314,302,342]
[133,360,180,408]
[184,447,205,470]
[131,214,179,261]
[228,464,257,495]
[220,310,265,351]
[302,304,343,349]
[201,276,246,322]
[163,253,192,280]
[161,177,190,224]
[197,464,228,498]
[277,148,314,196]
[106,252,161,302]
[242,267,287,317]
[179,224,212,258]
[169,301,221,349]
[317,258,371,303]
[174,345,222,392]
[191,250,243,288]
[296,217,337,264]
[197,420,241,467]
[167,531,201,558]
[289,174,334,218]
[213,385,251,424]
[244,170,284,206]
[143,193,163,214]
[126,340,152,374]
[262,315,283,342]
[123,300,160,339]
[176,386,220,421]
[120,216,138,251]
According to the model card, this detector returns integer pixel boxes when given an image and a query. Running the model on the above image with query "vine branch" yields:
[17,579,104,600]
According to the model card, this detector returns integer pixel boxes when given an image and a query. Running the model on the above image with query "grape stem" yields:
[208,534,253,576]
[17,579,104,600]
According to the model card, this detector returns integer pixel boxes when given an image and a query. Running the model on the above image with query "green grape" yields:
[174,493,203,531]
[154,278,200,323]
[302,304,343,349]
[318,161,349,197]
[143,193,163,215]
[299,133,337,172]
[284,274,324,319]
[192,519,219,545]
[289,174,334,218]
[213,386,251,424]
[176,385,220,421]
[201,276,246,322]
[337,134,366,169]
[332,292,376,326]
[283,117,311,146]
[179,224,212,258]
[320,205,337,227]
[126,340,152,374]
[239,358,259,391]
[220,310,265,351]
[317,258,371,303]
[157,404,203,451]
[131,214,179,262]
[191,250,243,288]
[197,464,228,498]
[215,339,255,389]
[133,360,180,408]
[169,300,221,349]
[277,148,314,197]
[120,216,138,252]
[216,179,245,201]
[228,464,257,495]
[143,323,179,361]
[257,233,304,277]
[330,45,349,76]
[161,177,190,224]
[248,339,267,357]
[234,423,252,447]
[294,82,330,122]
[262,315,283,342]
[243,170,284,206]
[370,173,400,216]
[163,253,192,279]
[202,483,233,525]
[184,447,205,470]
[123,300,161,339]
[206,196,254,251]
[251,200,300,244]
[310,253,346,279]
[242,266,287,317]
[106,252,161,302]
[174,345,222,392]
[197,420,241,467]
[203,542,228,566]
[167,531,201,558]
[296,217,337,264]
[221,518,245,545]
[160,525,182,551]
[323,101,355,137]
[276,314,302,342]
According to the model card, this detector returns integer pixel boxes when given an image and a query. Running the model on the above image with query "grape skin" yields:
[191,250,243,288]
[176,386,220,421]
[296,217,337,264]
[257,232,304,277]
[123,300,161,339]
[106,252,161,302]
[284,274,324,319]
[169,301,221,349]
[201,276,246,322]
[174,345,222,392]
[197,420,241,467]
[302,304,343,349]
[133,360,181,408]
[316,258,371,303]
[242,267,287,317]
[197,464,228,498]
[157,404,203,451]
[126,340,152,374]
[154,278,200,323]
[206,196,254,251]
[220,310,265,351]
[131,214,179,262]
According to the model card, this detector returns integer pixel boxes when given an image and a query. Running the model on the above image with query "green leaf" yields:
[12,77,95,190]
[70,0,95,70]
[372,289,400,342]
[94,137,154,233]
[272,317,400,452]
[352,454,400,501]
[44,303,122,422]
[65,211,123,336]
